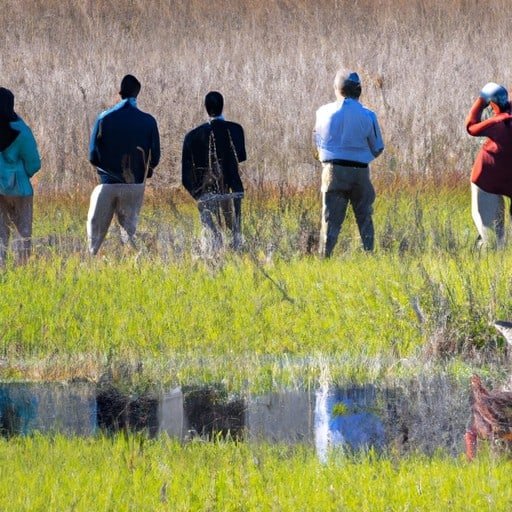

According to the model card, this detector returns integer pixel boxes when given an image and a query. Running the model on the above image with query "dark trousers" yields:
[319,163,375,257]
[198,193,242,251]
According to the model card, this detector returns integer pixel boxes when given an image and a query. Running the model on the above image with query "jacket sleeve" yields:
[367,113,384,158]
[88,116,101,167]
[235,126,247,163]
[20,126,41,177]
[465,98,512,137]
[181,134,198,199]
[147,119,161,179]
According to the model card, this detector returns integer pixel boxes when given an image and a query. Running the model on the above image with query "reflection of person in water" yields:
[466,82,512,248]
[314,386,385,462]
[0,386,37,436]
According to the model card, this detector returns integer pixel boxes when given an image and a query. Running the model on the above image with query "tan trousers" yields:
[319,163,375,257]
[471,183,506,247]
[0,195,33,265]
[87,183,145,255]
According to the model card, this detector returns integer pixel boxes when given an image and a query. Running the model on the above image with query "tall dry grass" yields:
[1,0,509,193]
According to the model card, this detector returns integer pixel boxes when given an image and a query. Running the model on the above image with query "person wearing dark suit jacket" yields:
[87,74,160,255]
[182,91,246,250]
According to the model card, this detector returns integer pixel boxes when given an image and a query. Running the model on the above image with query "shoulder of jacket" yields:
[135,107,155,119]
[188,123,210,137]
[225,120,244,131]
[98,100,133,120]
[146,111,158,124]
[11,118,28,129]
[360,104,378,117]
[11,119,33,139]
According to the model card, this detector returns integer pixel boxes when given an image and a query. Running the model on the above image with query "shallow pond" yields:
[0,374,470,458]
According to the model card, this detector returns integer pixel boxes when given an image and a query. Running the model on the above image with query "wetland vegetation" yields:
[3,0,512,509]
[1,186,511,391]
[1,435,512,511]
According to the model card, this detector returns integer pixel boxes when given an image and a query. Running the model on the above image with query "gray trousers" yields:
[319,163,375,257]
[87,183,145,255]
[198,194,242,251]
[0,195,33,265]
[471,183,506,247]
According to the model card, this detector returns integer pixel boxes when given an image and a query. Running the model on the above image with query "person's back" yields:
[90,99,160,184]
[313,69,383,257]
[0,87,41,265]
[0,117,41,196]
[182,91,246,251]
[87,75,160,255]
[183,118,245,197]
[315,98,381,165]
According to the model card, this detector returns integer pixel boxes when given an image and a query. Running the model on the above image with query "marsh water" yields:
[0,374,470,458]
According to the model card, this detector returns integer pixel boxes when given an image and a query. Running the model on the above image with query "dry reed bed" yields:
[1,0,508,192]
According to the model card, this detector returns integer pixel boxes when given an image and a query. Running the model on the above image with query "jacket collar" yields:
[209,114,225,123]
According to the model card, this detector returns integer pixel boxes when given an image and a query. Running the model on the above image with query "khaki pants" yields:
[471,183,506,247]
[87,183,145,255]
[319,163,375,257]
[0,195,33,265]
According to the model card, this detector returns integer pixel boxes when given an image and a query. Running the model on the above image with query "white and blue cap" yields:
[334,69,361,91]
[480,82,509,107]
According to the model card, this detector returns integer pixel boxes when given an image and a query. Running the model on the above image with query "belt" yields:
[323,159,368,168]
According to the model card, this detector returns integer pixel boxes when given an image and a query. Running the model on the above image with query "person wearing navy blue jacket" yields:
[182,91,246,250]
[87,75,160,255]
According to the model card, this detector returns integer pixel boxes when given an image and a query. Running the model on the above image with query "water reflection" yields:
[0,376,470,458]
[247,390,314,443]
[315,384,385,462]
[0,383,96,436]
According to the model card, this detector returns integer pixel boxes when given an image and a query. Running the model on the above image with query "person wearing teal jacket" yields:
[0,87,41,265]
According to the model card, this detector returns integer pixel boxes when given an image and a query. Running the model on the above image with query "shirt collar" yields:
[118,97,137,108]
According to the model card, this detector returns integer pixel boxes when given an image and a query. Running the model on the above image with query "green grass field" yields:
[5,1,512,508]
[1,186,511,391]
[1,435,511,511]
[1,187,511,511]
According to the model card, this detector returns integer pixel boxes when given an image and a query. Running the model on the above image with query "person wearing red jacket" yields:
[465,82,512,247]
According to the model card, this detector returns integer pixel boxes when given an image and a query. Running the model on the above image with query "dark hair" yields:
[0,87,19,151]
[341,82,361,99]
[0,87,17,121]
[119,74,141,99]
[204,91,224,117]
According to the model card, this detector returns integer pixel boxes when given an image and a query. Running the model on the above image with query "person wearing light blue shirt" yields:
[314,69,384,256]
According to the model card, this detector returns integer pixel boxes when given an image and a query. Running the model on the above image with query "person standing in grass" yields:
[182,91,246,251]
[87,74,160,255]
[466,82,512,248]
[313,69,384,257]
[0,87,41,265]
